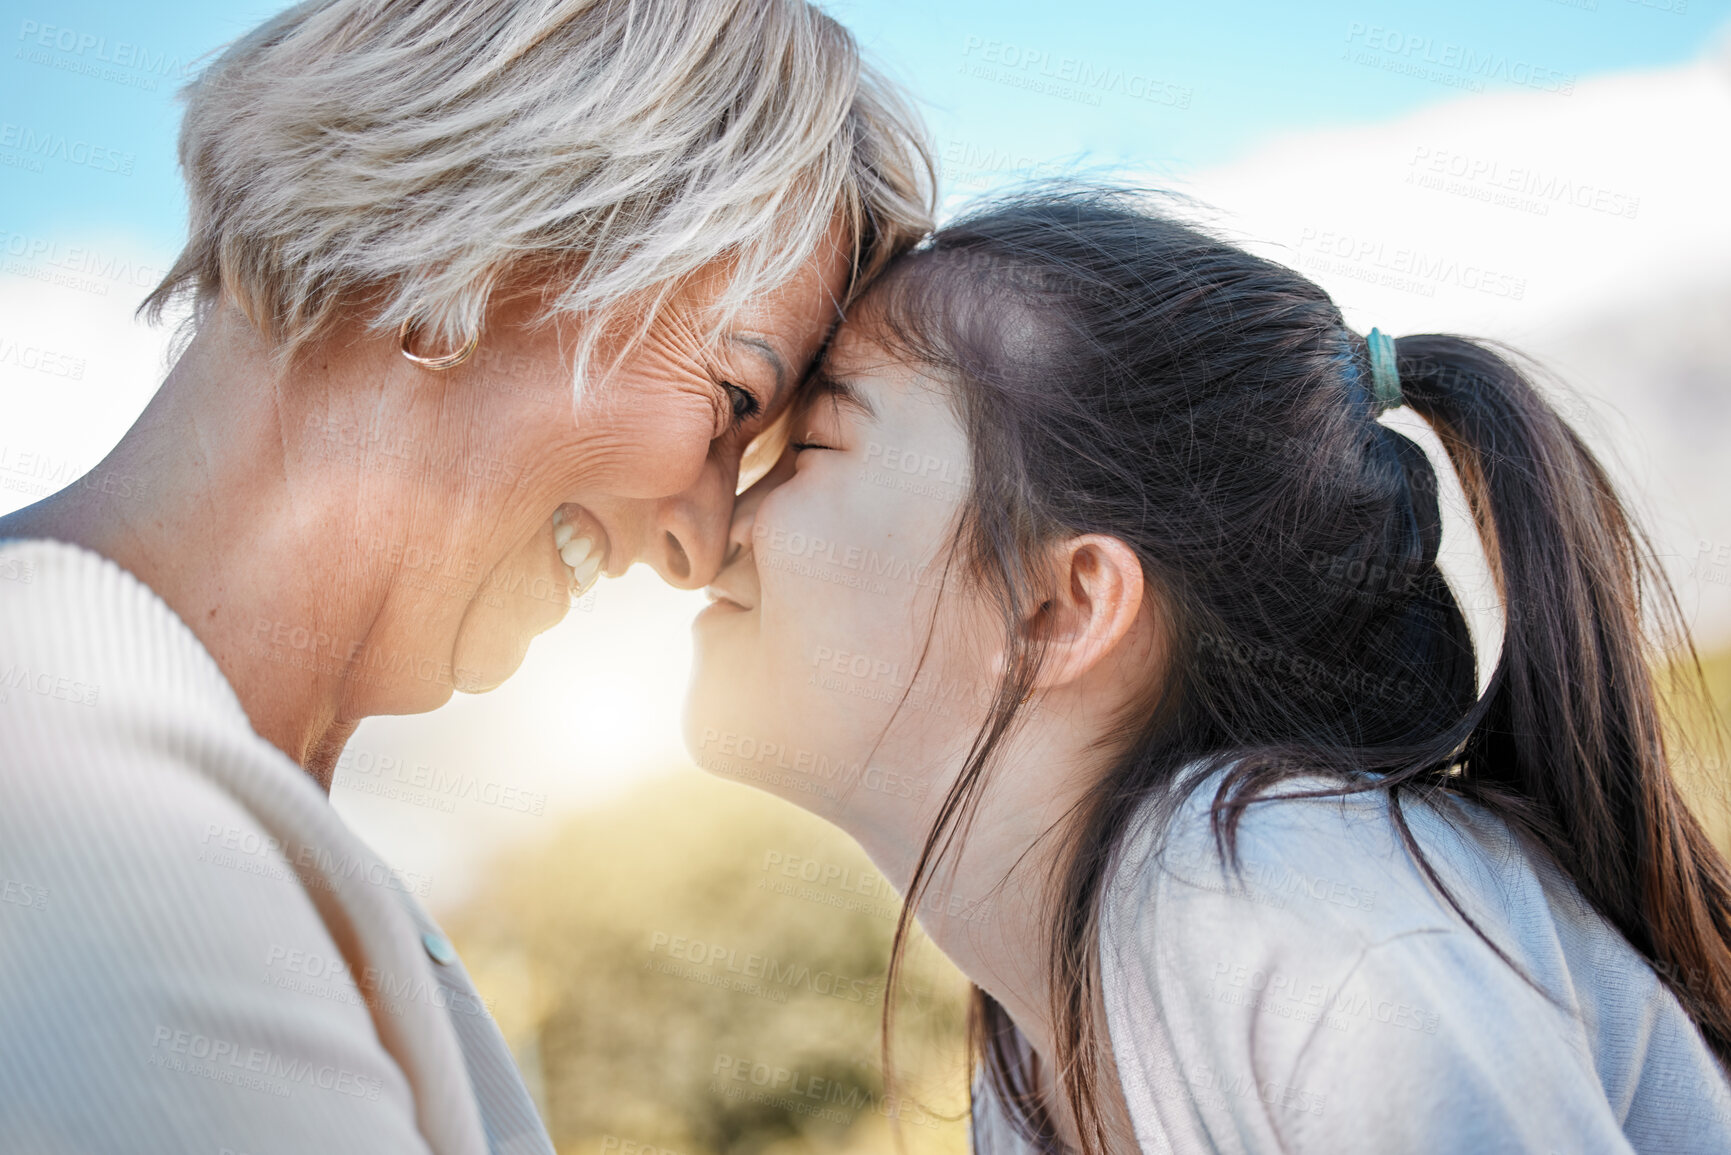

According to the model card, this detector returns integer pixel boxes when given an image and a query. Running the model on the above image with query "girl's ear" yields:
[1020,534,1147,688]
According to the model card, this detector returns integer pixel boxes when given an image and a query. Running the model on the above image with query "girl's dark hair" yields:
[867,188,1731,1152]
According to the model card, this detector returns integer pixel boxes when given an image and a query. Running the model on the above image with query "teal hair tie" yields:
[1365,328,1402,413]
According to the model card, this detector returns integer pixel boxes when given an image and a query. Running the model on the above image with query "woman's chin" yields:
[449,582,571,693]
[453,664,514,695]
[449,626,535,695]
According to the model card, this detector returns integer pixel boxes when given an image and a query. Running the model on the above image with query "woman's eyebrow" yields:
[726,333,787,400]
[805,368,878,421]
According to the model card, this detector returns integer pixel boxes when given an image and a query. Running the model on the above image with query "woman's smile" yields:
[551,504,611,597]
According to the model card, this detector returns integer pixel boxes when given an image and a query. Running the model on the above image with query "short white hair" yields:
[143,0,934,371]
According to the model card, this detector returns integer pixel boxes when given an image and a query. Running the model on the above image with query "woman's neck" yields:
[0,310,421,784]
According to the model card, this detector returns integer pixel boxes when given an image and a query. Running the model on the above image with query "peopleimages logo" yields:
[1,877,50,911]
[0,335,86,380]
[711,1053,941,1130]
[0,445,148,504]
[0,230,167,294]
[262,944,495,1019]
[15,20,190,91]
[197,822,434,899]
[1406,147,1641,221]
[1293,228,1527,302]
[334,746,548,816]
[958,35,1193,109]
[0,662,100,707]
[0,123,135,176]
[647,931,881,1004]
[149,1024,383,1100]
[751,524,943,595]
[1342,23,1576,96]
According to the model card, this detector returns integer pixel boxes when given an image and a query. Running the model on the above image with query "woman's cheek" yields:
[583,406,716,497]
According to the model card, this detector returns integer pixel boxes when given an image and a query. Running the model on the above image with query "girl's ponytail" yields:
[1397,334,1731,1064]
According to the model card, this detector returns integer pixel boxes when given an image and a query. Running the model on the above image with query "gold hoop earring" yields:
[399,318,479,371]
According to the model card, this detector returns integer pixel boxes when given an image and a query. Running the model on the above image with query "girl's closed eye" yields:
[788,402,845,452]
[785,369,867,454]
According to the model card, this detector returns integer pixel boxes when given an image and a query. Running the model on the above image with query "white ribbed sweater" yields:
[0,539,553,1155]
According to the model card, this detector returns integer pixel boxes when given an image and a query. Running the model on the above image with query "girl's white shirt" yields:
[975,765,1731,1154]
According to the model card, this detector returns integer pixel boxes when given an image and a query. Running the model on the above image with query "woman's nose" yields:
[639,454,736,589]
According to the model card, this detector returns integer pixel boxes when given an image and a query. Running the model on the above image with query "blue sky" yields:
[1,0,1727,254]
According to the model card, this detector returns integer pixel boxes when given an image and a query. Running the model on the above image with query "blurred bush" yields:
[444,771,974,1155]
[1675,646,1731,853]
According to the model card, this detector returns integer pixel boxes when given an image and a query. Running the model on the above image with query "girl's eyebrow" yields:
[804,368,878,421]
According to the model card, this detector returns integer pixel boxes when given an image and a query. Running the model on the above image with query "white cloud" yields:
[1172,51,1731,340]
[0,231,176,513]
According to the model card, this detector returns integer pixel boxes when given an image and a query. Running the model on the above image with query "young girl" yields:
[684,189,1731,1153]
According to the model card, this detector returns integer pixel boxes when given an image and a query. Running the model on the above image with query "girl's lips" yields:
[702,554,760,613]
[702,577,754,612]
[552,503,609,596]
[695,593,750,626]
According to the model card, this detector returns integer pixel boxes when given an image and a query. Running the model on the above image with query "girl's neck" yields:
[842,714,1145,1150]
[844,716,1101,1060]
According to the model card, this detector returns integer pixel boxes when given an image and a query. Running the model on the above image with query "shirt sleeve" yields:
[1101,796,1639,1155]
[1272,929,1635,1154]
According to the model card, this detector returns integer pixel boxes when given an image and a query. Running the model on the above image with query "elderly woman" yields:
[0,1,930,1151]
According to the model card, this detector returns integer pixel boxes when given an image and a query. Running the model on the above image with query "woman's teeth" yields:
[552,508,603,596]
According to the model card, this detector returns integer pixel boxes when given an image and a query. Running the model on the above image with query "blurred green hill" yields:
[444,771,974,1155]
